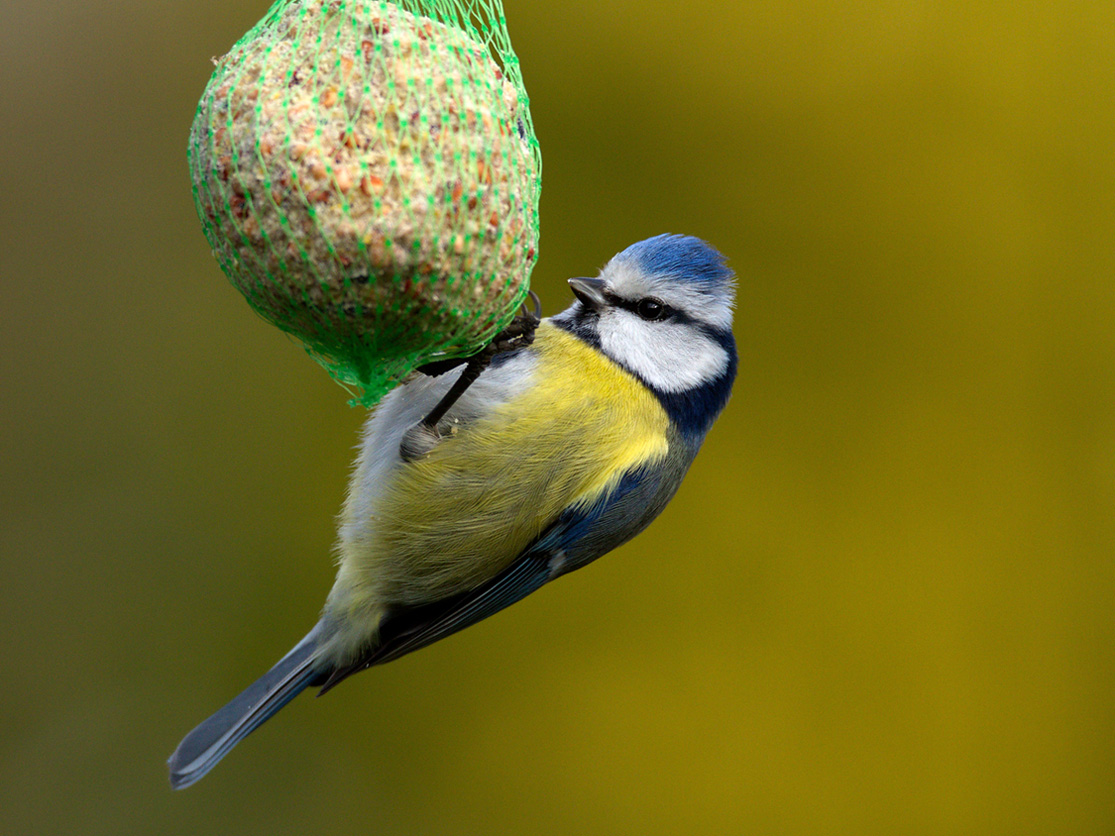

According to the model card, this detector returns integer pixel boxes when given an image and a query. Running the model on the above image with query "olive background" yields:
[2,1,1113,834]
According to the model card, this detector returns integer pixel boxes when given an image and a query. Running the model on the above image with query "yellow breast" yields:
[351,322,670,608]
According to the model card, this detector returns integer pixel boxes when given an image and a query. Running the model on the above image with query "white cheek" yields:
[598,313,729,393]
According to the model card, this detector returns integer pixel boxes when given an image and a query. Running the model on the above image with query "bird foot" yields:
[400,292,541,462]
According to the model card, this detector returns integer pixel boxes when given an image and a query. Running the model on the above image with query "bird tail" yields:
[167,624,326,789]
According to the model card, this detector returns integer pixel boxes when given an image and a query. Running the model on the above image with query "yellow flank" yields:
[353,323,670,608]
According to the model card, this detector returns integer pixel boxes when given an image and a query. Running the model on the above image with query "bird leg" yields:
[400,292,541,462]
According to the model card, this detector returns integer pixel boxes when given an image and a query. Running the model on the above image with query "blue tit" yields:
[168,233,738,789]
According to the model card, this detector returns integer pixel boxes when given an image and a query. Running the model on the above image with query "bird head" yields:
[554,234,738,437]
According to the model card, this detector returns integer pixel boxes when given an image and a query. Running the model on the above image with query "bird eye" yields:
[636,298,668,321]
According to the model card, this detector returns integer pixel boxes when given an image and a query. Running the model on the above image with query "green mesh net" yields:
[189,0,541,406]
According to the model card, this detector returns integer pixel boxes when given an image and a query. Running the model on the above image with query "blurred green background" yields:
[2,1,1113,833]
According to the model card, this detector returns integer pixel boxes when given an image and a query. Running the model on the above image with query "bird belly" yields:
[326,323,670,653]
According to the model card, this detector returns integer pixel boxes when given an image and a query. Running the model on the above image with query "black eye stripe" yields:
[605,292,676,321]
[602,291,625,307]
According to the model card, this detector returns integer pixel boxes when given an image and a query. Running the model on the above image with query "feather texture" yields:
[169,235,737,788]
[323,323,670,665]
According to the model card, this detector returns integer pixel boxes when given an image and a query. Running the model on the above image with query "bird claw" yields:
[485,315,537,356]
[415,291,541,376]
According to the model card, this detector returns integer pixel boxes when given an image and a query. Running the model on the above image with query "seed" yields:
[189,0,539,386]
[360,174,384,195]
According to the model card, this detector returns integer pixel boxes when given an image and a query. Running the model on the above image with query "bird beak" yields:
[568,276,608,310]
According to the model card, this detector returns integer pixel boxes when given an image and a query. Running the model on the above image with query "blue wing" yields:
[317,439,696,694]
[538,436,697,574]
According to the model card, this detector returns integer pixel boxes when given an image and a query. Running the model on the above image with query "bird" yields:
[168,233,738,789]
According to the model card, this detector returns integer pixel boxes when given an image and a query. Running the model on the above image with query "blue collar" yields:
[652,327,737,439]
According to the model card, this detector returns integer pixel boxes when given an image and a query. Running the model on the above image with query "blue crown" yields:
[618,234,733,288]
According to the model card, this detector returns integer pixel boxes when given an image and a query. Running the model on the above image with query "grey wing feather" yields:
[318,552,554,693]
